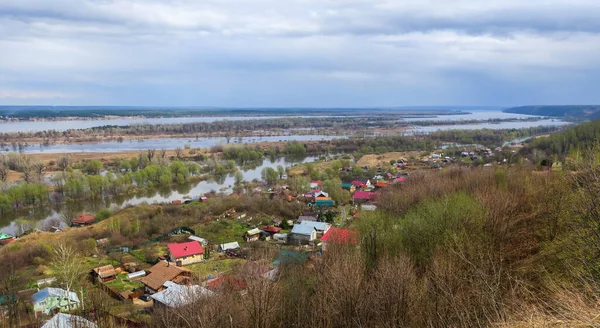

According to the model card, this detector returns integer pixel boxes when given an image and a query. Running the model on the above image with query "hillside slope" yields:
[504,105,600,120]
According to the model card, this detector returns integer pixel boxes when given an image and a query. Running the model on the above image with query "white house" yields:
[151,284,214,309]
[41,313,97,328]
[289,224,317,245]
[245,228,261,242]
[32,288,80,316]
[218,242,241,252]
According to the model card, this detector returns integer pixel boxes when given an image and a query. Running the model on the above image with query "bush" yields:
[95,208,113,222]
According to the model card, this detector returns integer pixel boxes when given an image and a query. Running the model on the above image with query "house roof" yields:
[168,241,204,259]
[299,221,331,232]
[291,224,316,236]
[246,228,261,236]
[206,275,248,291]
[93,265,117,279]
[341,183,353,188]
[394,177,406,182]
[298,215,317,222]
[321,228,359,245]
[262,226,282,233]
[72,214,94,224]
[42,313,97,328]
[315,199,334,206]
[358,178,370,184]
[140,261,191,291]
[353,191,373,200]
[375,182,388,188]
[32,288,79,305]
[314,191,329,197]
[310,180,323,185]
[151,284,214,308]
[219,242,240,250]
[0,233,14,240]
[351,180,365,186]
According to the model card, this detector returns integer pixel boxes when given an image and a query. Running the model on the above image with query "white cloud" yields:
[0,0,599,105]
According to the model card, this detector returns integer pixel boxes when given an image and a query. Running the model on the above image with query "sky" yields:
[1,0,600,107]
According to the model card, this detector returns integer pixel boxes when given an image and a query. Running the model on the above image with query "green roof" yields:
[315,200,335,207]
[0,233,14,240]
[341,183,353,189]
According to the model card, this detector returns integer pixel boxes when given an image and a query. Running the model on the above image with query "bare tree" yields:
[175,147,183,159]
[51,243,85,311]
[32,161,46,182]
[147,149,156,161]
[57,154,72,171]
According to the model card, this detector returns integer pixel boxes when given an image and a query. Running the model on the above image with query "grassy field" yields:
[186,258,246,280]
[192,219,250,245]
[105,273,144,292]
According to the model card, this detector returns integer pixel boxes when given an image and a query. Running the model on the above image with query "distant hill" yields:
[523,118,600,157]
[503,105,600,120]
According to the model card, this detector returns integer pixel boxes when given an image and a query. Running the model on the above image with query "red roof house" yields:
[321,228,359,251]
[353,191,374,203]
[168,241,204,266]
[262,226,282,234]
[394,177,406,183]
[374,181,389,188]
[72,214,95,226]
[206,275,248,292]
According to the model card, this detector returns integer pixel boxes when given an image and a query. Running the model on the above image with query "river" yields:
[0,155,324,235]
[1,135,345,154]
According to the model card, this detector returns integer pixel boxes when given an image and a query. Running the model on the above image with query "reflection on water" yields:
[0,135,344,154]
[0,155,322,235]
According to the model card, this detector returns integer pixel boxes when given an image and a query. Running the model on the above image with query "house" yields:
[310,180,323,189]
[361,204,378,211]
[92,265,117,283]
[289,224,317,245]
[245,228,261,242]
[0,233,15,246]
[273,250,308,266]
[188,235,208,246]
[313,190,329,198]
[297,215,318,223]
[71,213,94,227]
[358,178,371,187]
[171,200,182,205]
[299,221,331,235]
[262,226,282,236]
[140,261,192,294]
[353,191,375,204]
[167,241,204,265]
[320,228,359,251]
[394,177,406,183]
[205,276,248,292]
[341,183,356,193]
[218,242,241,252]
[32,288,80,316]
[315,199,335,207]
[351,180,366,188]
[374,181,388,189]
[151,284,214,309]
[199,196,208,202]
[41,313,97,328]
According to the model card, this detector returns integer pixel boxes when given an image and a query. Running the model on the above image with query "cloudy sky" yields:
[1,0,600,107]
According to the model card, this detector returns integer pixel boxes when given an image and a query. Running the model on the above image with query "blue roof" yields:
[299,221,331,232]
[291,224,316,236]
[32,288,79,305]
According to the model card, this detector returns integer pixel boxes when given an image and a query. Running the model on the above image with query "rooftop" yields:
[168,241,204,259]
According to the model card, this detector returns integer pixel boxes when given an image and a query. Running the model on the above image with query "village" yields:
[0,145,515,327]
